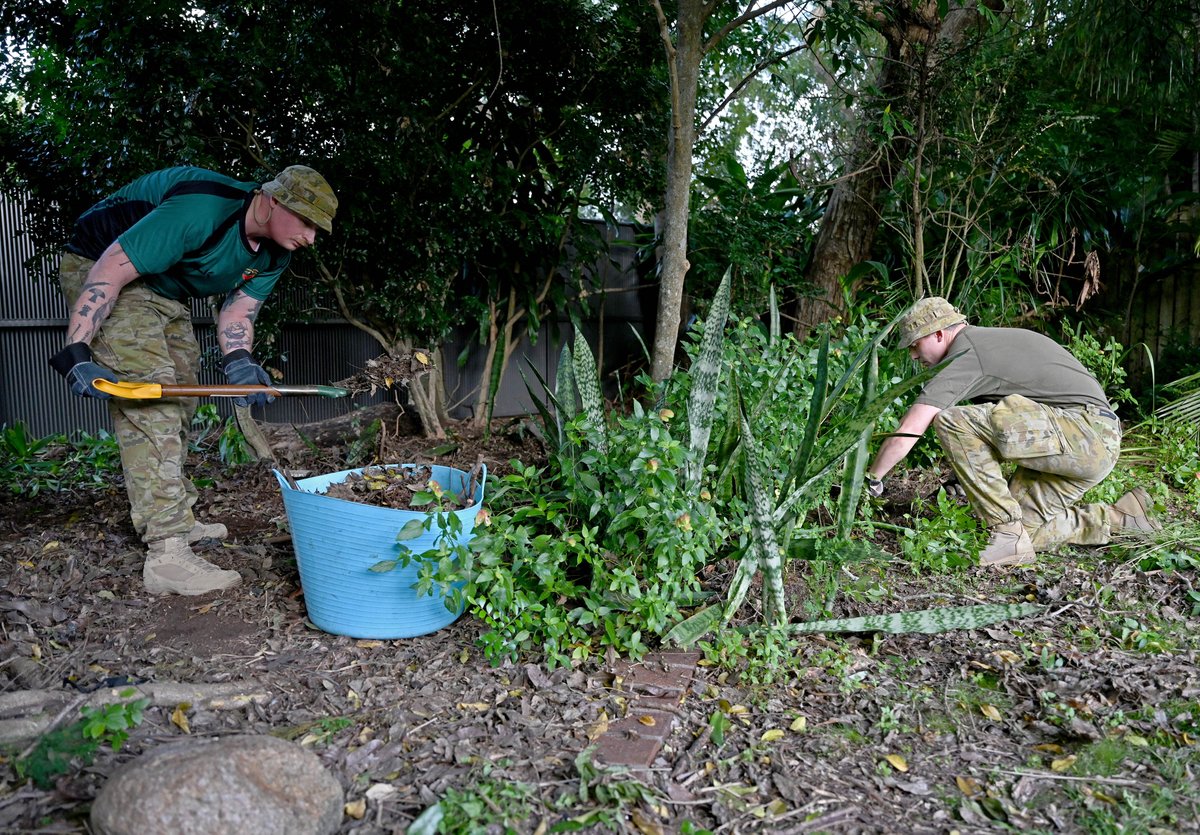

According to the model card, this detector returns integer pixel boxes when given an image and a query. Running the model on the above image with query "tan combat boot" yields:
[979,520,1037,567]
[187,522,229,543]
[1110,487,1162,533]
[144,537,241,596]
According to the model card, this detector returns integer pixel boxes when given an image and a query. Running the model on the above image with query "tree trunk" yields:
[797,0,988,339]
[650,0,710,382]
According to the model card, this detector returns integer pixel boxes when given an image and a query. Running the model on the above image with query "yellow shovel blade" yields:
[93,380,164,399]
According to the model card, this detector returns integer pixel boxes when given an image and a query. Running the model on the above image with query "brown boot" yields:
[144,537,241,596]
[187,522,229,543]
[979,521,1036,567]
[1110,488,1161,533]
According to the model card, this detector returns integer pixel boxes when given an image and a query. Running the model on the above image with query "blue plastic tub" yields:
[274,463,486,639]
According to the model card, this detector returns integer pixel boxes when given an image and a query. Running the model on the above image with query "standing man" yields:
[865,297,1159,566]
[50,165,337,595]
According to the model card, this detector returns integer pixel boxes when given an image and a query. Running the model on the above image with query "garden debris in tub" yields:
[321,462,481,511]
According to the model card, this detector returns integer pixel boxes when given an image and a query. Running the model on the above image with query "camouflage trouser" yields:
[932,394,1123,549]
[59,252,201,544]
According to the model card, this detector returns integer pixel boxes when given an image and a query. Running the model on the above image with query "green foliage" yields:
[0,423,120,496]
[15,691,149,789]
[190,406,253,467]
[900,489,986,572]
[449,410,724,668]
[434,778,535,835]
[688,154,823,314]
[79,694,149,751]
[1059,322,1136,410]
[559,747,664,831]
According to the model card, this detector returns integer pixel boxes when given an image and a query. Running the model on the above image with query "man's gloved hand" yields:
[866,475,885,498]
[942,476,966,501]
[49,342,117,399]
[221,349,276,408]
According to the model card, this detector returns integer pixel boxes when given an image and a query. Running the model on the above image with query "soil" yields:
[1,408,1198,834]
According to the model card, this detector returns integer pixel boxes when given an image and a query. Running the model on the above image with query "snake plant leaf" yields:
[519,363,562,452]
[838,341,879,536]
[663,604,724,647]
[555,343,578,422]
[685,267,731,493]
[738,393,788,626]
[774,359,945,525]
[789,603,1045,635]
[787,330,830,488]
[768,284,780,348]
[572,335,607,454]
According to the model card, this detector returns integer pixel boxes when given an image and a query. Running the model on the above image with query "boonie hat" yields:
[897,297,967,348]
[263,165,337,233]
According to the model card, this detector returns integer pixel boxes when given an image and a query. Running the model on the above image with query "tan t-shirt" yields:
[914,326,1111,411]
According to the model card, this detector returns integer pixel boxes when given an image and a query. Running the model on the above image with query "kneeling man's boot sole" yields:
[144,536,241,596]
[980,521,1036,567]
[1111,487,1162,533]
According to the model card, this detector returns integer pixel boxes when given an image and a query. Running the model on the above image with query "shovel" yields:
[93,379,349,400]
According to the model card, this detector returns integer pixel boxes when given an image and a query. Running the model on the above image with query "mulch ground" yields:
[1,408,1198,833]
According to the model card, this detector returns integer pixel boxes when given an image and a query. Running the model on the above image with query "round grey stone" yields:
[91,734,343,835]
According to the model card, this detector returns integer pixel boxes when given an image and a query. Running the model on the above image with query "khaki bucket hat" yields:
[897,297,967,348]
[263,165,337,233]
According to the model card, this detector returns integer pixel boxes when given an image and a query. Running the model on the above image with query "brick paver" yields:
[593,650,700,768]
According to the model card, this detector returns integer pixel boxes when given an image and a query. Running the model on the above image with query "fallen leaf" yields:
[365,783,398,802]
[344,799,367,819]
[956,775,982,797]
[884,753,909,772]
[1125,733,1149,747]
[992,650,1020,665]
[638,715,656,726]
[587,711,609,741]
[630,807,663,835]
[170,704,190,734]
[357,640,384,649]
[980,704,1002,721]
[789,715,807,733]
[760,729,785,742]
[457,702,490,711]
[1051,755,1077,772]
[1033,743,1064,754]
[414,351,430,365]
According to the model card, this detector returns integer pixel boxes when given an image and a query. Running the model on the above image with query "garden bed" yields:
[0,415,1197,833]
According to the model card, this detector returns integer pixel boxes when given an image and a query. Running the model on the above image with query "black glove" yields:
[49,342,117,399]
[221,349,276,408]
[866,475,885,497]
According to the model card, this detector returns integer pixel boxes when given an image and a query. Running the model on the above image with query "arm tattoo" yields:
[220,320,252,352]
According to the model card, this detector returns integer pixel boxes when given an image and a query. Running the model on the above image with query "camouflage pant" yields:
[60,252,201,544]
[932,394,1123,549]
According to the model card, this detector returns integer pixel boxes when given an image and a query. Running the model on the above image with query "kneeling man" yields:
[866,297,1159,566]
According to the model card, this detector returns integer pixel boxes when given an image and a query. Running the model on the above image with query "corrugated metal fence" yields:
[1,193,651,438]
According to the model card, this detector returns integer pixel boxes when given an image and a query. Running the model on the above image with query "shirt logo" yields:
[242,267,260,282]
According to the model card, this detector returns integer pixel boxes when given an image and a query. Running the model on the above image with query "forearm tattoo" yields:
[67,280,118,344]
[219,295,263,353]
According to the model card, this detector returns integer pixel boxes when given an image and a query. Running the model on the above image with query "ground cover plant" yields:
[1,310,1198,833]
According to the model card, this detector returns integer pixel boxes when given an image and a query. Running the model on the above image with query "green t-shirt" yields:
[66,167,289,302]
[915,326,1111,411]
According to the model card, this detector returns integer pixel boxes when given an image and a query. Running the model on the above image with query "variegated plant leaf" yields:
[789,603,1045,635]
[555,343,578,422]
[571,334,607,454]
[739,397,787,626]
[663,604,724,647]
[685,267,731,493]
